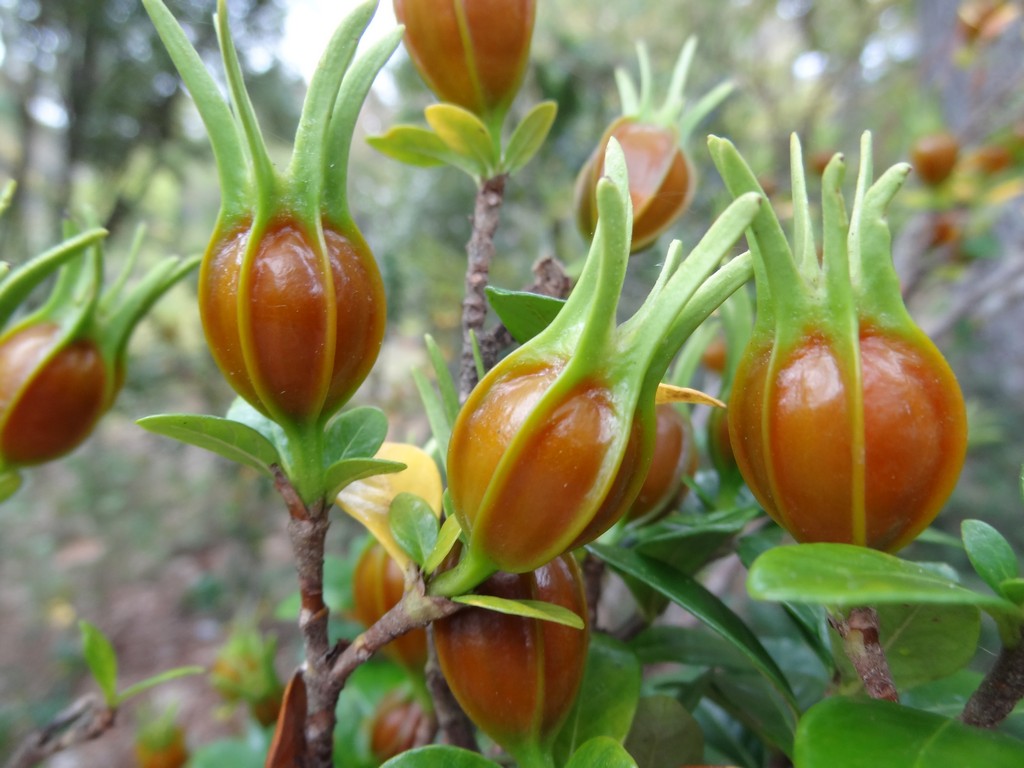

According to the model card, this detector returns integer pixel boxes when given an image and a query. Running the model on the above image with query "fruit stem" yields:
[426,546,496,598]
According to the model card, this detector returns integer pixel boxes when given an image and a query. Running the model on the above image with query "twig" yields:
[5,694,116,768]
[829,606,899,702]
[962,626,1024,728]
[274,466,333,768]
[459,174,508,399]
[582,551,606,631]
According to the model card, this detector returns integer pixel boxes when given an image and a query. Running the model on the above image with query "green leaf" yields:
[413,367,452,459]
[136,413,280,476]
[747,543,1022,618]
[554,635,642,764]
[424,335,459,428]
[187,726,269,768]
[117,665,205,705]
[590,543,798,710]
[367,125,481,177]
[424,104,497,178]
[963,519,1019,594]
[80,620,118,707]
[485,286,565,343]
[323,406,389,464]
[795,697,1024,768]
[623,696,703,768]
[380,745,502,767]
[0,470,22,503]
[389,492,440,568]
[324,458,405,499]
[224,397,289,454]
[831,603,980,693]
[451,595,585,629]
[502,100,557,174]
[565,737,639,768]
[424,513,462,575]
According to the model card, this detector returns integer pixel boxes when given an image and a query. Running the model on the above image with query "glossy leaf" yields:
[336,442,443,568]
[623,696,703,768]
[323,406,390,464]
[80,620,117,707]
[485,285,563,343]
[565,737,639,768]
[554,634,642,764]
[368,125,449,166]
[963,519,1019,594]
[747,543,1021,617]
[137,413,280,475]
[380,745,502,767]
[424,513,462,574]
[450,594,585,629]
[590,543,798,710]
[1000,578,1024,605]
[389,492,439,567]
[795,697,1024,768]
[413,367,452,460]
[424,104,496,178]
[324,458,405,500]
[503,100,558,174]
[832,603,980,693]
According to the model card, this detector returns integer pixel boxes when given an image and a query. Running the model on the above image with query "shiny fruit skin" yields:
[0,323,107,466]
[352,543,429,671]
[447,360,643,572]
[910,133,960,186]
[729,327,967,552]
[575,117,695,253]
[200,218,385,425]
[626,404,696,522]
[369,692,433,762]
[433,553,588,757]
[393,0,536,119]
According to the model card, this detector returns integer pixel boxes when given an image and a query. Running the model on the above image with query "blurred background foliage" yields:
[0,0,1022,762]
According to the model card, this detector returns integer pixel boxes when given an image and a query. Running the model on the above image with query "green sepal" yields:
[502,100,557,174]
[450,594,585,630]
[424,513,462,575]
[0,228,107,331]
[565,737,638,768]
[485,286,564,343]
[80,620,118,707]
[286,0,375,221]
[424,335,459,428]
[0,469,22,503]
[425,103,500,181]
[141,0,248,213]
[136,413,281,477]
[389,491,440,568]
[413,368,452,462]
[962,519,1019,594]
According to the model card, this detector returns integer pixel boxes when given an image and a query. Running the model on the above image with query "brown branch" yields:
[5,695,116,768]
[582,551,605,631]
[829,607,899,702]
[962,626,1024,728]
[275,468,334,768]
[459,174,508,400]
